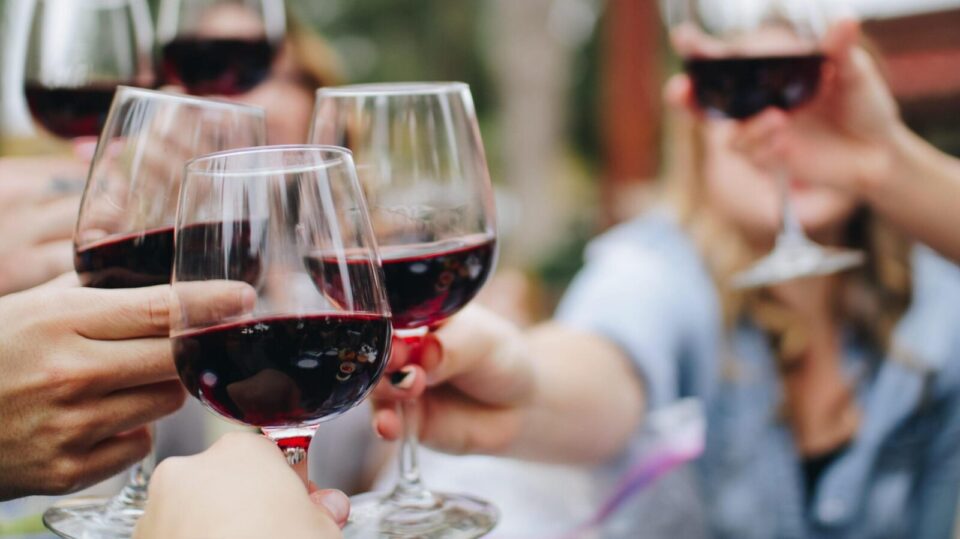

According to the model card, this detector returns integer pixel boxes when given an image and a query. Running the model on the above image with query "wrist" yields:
[855,124,923,202]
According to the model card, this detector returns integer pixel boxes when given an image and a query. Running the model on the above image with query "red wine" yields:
[161,37,276,95]
[75,228,174,289]
[174,220,264,286]
[75,221,261,289]
[24,83,118,138]
[309,236,496,330]
[172,314,392,427]
[684,55,825,120]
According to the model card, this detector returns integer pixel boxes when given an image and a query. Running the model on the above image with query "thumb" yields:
[309,489,350,528]
[822,19,861,78]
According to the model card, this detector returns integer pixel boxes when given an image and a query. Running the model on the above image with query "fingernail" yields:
[390,367,416,390]
[311,489,350,525]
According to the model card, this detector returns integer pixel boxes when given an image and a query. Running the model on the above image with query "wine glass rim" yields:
[114,86,266,116]
[185,144,354,177]
[34,0,140,7]
[316,81,470,98]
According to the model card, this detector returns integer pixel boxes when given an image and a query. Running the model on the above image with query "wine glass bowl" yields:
[44,88,265,539]
[157,0,286,95]
[311,82,499,538]
[171,144,392,472]
[23,0,154,139]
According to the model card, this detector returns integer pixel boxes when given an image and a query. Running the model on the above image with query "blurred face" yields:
[702,121,859,246]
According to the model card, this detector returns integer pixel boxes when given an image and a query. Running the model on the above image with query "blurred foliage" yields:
[289,0,496,117]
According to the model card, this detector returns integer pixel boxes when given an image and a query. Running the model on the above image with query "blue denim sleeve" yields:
[554,234,718,409]
[909,249,960,538]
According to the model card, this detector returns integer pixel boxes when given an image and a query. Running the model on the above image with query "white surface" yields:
[851,0,960,18]
[0,0,35,137]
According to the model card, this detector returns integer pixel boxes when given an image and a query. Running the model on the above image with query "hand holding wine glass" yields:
[0,282,252,501]
[721,19,902,193]
[661,0,864,288]
[135,432,349,539]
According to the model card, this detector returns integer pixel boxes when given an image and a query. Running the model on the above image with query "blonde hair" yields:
[660,106,913,365]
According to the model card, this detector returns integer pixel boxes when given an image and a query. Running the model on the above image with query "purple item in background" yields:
[558,399,706,539]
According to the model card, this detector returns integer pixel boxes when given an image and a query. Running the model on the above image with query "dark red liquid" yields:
[161,38,276,95]
[75,228,174,289]
[24,83,118,138]
[308,236,496,330]
[76,221,261,289]
[172,314,392,427]
[173,220,264,285]
[684,55,825,120]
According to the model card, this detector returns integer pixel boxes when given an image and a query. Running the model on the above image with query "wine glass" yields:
[310,83,499,538]
[43,87,265,539]
[170,144,392,491]
[24,0,154,140]
[661,0,864,289]
[156,0,286,95]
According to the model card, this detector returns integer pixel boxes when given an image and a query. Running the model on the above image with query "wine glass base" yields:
[43,497,143,539]
[344,490,498,539]
[732,244,865,289]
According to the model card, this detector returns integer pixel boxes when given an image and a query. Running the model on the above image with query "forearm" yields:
[861,126,960,263]
[506,324,646,465]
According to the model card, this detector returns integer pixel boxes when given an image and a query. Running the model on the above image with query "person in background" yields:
[372,20,960,538]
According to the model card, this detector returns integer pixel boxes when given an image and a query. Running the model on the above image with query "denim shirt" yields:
[556,211,960,539]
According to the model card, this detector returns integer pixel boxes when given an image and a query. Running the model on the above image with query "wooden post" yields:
[600,0,664,223]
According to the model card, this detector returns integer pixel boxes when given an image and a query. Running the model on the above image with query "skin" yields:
[0,156,85,295]
[0,280,254,500]
[369,20,935,463]
[135,432,348,539]
[728,20,960,263]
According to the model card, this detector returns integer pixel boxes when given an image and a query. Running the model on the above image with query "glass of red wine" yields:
[43,87,265,539]
[171,145,392,493]
[157,0,286,96]
[661,0,864,288]
[24,0,154,140]
[310,83,499,538]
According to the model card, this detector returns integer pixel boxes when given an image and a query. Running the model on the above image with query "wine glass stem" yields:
[389,329,437,507]
[108,426,156,509]
[396,398,425,494]
[264,427,317,484]
[776,167,810,248]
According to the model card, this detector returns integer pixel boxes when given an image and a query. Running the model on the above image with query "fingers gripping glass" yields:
[310,83,499,539]
[44,87,265,539]
[661,0,864,288]
[170,145,392,510]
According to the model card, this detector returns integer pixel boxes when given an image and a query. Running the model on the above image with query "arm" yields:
[858,127,960,264]
[373,307,645,465]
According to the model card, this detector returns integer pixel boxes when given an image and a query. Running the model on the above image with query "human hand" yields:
[135,432,349,539]
[371,305,535,455]
[722,20,904,193]
[0,281,252,500]
[0,156,87,295]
